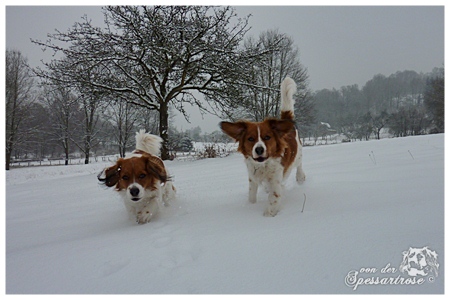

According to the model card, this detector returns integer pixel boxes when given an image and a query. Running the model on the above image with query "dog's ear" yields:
[97,159,122,187]
[220,121,247,141]
[145,155,168,184]
[268,119,295,136]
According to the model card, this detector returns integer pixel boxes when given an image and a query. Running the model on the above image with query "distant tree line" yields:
[311,68,444,142]
[7,45,442,169]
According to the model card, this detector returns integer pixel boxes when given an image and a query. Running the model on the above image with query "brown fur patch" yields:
[100,154,167,191]
[281,111,294,120]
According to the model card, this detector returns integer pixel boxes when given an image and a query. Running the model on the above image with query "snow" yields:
[320,121,331,128]
[5,134,444,294]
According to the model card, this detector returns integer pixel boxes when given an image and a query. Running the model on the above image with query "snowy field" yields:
[5,134,444,294]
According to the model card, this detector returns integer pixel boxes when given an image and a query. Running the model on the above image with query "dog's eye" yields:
[122,175,130,180]
[263,135,271,140]
[248,137,255,142]
[138,174,146,179]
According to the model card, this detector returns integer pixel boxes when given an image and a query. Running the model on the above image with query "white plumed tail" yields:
[280,77,296,119]
[135,129,163,156]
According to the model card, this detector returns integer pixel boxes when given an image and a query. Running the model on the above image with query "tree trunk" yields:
[159,101,170,160]
[84,135,91,164]
[6,150,11,171]
[6,129,15,170]
[119,138,126,158]
[64,137,69,165]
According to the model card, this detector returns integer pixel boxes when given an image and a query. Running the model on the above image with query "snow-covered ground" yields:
[5,134,444,294]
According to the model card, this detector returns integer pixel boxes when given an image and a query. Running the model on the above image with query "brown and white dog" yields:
[220,77,305,217]
[98,130,176,224]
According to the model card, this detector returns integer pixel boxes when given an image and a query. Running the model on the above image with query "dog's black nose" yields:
[130,187,140,197]
[255,146,264,156]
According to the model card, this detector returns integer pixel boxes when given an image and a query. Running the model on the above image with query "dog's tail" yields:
[280,76,296,120]
[135,129,163,156]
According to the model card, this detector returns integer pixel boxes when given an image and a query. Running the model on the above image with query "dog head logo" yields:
[399,247,439,277]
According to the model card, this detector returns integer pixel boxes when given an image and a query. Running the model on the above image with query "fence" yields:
[9,156,120,168]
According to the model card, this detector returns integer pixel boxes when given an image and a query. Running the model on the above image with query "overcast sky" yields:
[4,4,445,132]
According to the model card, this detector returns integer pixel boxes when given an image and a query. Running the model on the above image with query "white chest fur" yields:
[245,157,284,184]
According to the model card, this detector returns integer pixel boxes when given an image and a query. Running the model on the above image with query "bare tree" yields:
[105,98,140,157]
[75,90,104,164]
[134,107,160,135]
[32,6,259,160]
[424,68,444,133]
[234,29,313,126]
[5,50,35,170]
[372,110,389,139]
[388,104,430,137]
[42,85,79,165]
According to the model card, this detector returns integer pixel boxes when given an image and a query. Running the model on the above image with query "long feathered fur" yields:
[135,129,163,156]
[280,77,296,120]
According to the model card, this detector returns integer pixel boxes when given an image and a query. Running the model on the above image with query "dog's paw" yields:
[136,210,154,224]
[296,170,306,184]
[263,206,279,217]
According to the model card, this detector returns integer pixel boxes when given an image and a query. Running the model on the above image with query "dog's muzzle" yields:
[129,186,141,201]
[253,146,267,162]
